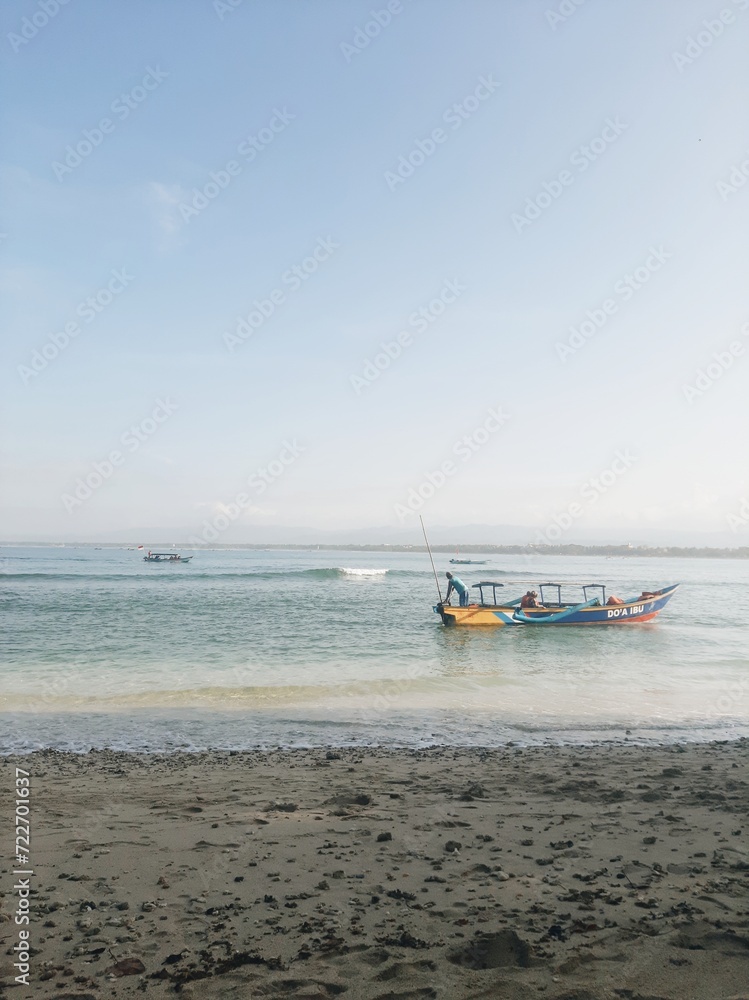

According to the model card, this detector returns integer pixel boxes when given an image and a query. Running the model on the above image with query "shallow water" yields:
[2,546,747,751]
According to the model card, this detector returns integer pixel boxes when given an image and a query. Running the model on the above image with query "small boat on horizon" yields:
[143,551,193,563]
[435,581,679,627]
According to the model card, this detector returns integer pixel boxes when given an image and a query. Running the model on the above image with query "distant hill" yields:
[4,522,744,550]
[5,540,748,558]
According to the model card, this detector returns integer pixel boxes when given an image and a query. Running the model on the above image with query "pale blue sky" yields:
[2,0,748,543]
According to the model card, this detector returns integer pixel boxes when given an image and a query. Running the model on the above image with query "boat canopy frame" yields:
[468,580,614,608]
[538,582,606,607]
[582,583,607,605]
[472,581,505,606]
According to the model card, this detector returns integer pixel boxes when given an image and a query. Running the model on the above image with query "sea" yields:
[1,545,748,753]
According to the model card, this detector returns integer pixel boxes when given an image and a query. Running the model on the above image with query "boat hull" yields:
[143,556,192,563]
[435,585,678,627]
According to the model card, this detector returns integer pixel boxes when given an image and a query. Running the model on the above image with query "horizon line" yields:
[2,540,748,558]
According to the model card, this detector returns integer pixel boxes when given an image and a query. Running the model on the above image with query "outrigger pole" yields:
[420,515,443,603]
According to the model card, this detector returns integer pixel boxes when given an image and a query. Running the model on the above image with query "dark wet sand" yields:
[1,741,748,999]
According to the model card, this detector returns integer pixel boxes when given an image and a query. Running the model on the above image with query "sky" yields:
[1,0,748,545]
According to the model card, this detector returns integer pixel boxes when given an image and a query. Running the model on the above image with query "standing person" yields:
[445,572,470,606]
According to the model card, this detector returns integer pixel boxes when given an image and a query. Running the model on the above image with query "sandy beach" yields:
[2,741,748,999]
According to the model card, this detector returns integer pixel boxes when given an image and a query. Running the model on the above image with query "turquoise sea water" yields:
[1,546,748,752]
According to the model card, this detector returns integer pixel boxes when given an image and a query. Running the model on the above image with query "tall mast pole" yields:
[420,515,443,603]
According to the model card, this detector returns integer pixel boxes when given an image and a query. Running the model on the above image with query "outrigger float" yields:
[435,581,679,627]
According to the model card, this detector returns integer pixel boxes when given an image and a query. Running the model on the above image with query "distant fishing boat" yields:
[434,581,679,627]
[143,551,192,563]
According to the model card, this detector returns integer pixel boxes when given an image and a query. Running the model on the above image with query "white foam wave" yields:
[338,567,388,577]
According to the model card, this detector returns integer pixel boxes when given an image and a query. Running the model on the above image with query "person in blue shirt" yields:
[445,572,470,606]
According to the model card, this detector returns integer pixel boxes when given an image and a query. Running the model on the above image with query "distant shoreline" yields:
[3,541,748,558]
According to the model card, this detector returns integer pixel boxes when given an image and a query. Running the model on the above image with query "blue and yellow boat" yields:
[434,581,679,627]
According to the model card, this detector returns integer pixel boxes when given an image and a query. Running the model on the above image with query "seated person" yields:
[445,572,470,607]
[606,595,625,605]
[520,590,543,608]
